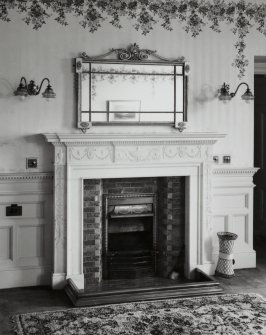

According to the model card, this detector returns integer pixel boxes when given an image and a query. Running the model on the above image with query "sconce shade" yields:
[241,88,254,100]
[14,83,28,97]
[219,91,232,101]
[218,83,232,101]
[42,84,56,99]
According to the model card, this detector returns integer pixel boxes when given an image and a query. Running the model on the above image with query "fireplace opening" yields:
[83,177,186,287]
[103,195,157,280]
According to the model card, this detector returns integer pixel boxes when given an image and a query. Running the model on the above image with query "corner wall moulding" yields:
[14,77,56,100]
[218,82,254,101]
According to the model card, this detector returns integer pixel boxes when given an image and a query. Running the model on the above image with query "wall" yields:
[1,12,266,172]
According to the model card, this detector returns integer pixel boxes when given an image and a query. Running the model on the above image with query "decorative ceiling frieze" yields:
[1,0,266,78]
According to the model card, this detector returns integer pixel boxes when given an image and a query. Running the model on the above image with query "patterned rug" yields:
[11,293,266,335]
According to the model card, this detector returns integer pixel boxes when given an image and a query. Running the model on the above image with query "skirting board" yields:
[0,267,51,289]
[52,273,67,289]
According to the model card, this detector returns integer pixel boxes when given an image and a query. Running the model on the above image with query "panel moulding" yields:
[0,172,53,288]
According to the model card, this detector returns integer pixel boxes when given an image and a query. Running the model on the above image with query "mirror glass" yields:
[76,45,188,131]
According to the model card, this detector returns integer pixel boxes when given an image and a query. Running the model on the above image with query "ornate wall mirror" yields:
[75,43,189,133]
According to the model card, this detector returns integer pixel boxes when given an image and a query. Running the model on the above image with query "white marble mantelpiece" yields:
[44,132,226,289]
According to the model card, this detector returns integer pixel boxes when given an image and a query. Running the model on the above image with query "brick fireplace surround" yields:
[83,177,185,286]
[44,132,226,291]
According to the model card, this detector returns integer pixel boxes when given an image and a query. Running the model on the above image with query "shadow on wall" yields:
[0,78,14,98]
[194,84,219,104]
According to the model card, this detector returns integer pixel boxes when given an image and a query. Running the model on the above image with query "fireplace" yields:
[103,194,157,280]
[44,131,225,295]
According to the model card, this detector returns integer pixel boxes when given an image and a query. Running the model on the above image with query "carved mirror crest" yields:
[76,43,189,133]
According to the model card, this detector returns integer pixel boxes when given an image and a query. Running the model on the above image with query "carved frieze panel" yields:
[68,146,112,163]
[115,146,163,162]
[65,143,212,164]
[115,144,204,163]
[163,145,202,160]
[54,165,66,247]
[55,145,67,166]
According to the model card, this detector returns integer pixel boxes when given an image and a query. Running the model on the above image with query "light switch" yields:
[223,155,231,164]
[26,158,38,169]
[213,156,219,163]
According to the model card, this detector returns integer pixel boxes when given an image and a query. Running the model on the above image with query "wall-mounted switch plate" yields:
[223,155,231,164]
[26,158,38,169]
[213,156,219,163]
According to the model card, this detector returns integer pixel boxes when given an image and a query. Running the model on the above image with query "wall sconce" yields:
[14,77,56,99]
[218,82,254,101]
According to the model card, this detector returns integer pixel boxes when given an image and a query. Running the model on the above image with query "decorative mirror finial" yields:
[80,43,185,63]
[113,43,156,61]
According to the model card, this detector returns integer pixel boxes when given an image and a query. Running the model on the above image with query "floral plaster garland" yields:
[1,0,266,78]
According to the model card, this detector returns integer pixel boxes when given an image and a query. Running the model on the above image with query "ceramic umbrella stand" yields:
[215,232,238,278]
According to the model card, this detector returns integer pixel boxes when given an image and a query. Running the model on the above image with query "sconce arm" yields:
[35,78,50,95]
[230,82,249,98]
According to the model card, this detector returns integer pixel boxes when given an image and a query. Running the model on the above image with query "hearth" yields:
[103,194,157,280]
[65,269,222,307]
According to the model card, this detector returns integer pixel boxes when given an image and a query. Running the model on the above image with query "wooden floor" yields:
[1,237,266,335]
[217,236,266,297]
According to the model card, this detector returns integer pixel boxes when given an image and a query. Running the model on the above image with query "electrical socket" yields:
[213,156,219,163]
[223,155,231,164]
[26,158,38,169]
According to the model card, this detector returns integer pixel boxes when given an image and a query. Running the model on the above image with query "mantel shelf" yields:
[43,132,226,145]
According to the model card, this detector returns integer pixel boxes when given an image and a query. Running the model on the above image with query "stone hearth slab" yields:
[65,269,223,306]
